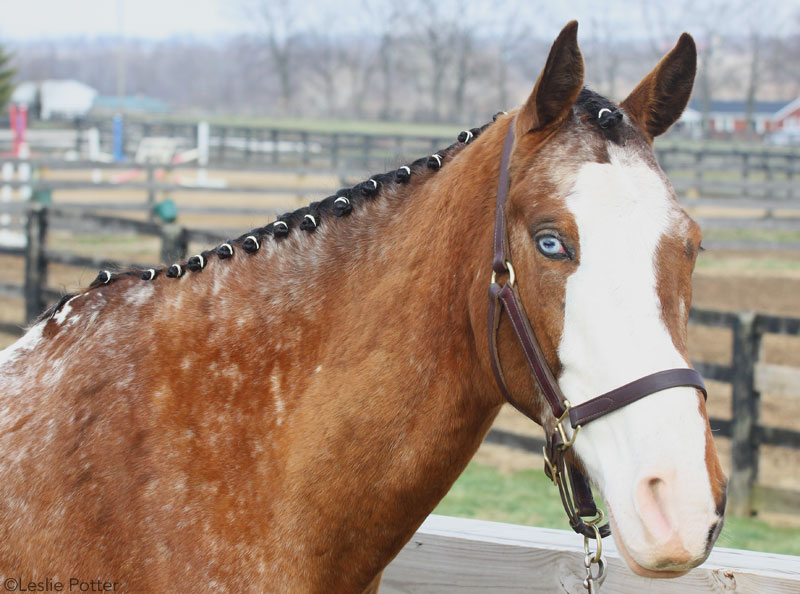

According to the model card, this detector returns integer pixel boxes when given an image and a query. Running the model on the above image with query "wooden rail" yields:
[7,120,800,201]
[2,156,800,253]
[383,515,800,593]
[1,207,799,517]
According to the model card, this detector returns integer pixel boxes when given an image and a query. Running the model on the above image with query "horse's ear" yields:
[621,33,697,139]
[515,21,584,137]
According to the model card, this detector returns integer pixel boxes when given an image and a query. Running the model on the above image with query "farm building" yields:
[11,79,97,121]
[91,95,171,116]
[11,80,170,121]
[679,98,799,138]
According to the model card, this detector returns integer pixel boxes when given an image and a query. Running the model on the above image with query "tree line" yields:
[6,0,800,126]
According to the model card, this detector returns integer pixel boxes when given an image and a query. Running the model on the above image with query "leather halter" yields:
[487,118,707,539]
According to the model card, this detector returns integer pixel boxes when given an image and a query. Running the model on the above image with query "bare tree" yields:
[243,0,303,115]
[641,0,735,137]
[404,0,458,121]
[738,0,794,137]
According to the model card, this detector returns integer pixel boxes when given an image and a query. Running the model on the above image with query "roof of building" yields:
[92,95,171,114]
[688,99,793,115]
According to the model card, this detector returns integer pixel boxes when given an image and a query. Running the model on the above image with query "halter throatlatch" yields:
[487,117,708,544]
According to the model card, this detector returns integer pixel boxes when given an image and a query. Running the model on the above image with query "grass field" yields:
[434,462,800,557]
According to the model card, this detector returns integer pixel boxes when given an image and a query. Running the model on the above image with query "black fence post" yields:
[218,127,227,163]
[728,311,762,516]
[362,135,372,169]
[331,134,340,168]
[146,165,156,221]
[160,224,188,264]
[74,118,84,155]
[24,204,48,324]
[271,130,280,165]
[301,131,310,166]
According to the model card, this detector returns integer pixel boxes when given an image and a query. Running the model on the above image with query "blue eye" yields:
[536,235,567,258]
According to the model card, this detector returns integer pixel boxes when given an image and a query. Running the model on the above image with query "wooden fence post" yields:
[160,224,188,264]
[728,311,762,516]
[24,204,48,324]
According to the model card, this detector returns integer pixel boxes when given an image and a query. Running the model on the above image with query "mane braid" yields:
[575,87,623,134]
[46,116,501,319]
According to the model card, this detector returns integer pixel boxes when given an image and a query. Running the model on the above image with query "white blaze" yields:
[559,144,714,563]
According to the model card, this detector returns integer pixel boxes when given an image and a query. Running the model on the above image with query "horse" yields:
[0,21,726,593]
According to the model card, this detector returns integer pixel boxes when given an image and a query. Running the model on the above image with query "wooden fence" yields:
[1,158,799,252]
[7,120,799,201]
[383,515,800,593]
[1,207,800,518]
[112,120,800,198]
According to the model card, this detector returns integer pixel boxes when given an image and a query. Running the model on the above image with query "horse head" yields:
[490,21,726,577]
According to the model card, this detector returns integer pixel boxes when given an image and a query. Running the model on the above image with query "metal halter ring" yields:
[556,399,581,450]
[490,261,515,286]
[583,519,604,563]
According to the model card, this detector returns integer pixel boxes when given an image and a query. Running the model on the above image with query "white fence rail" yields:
[383,515,800,593]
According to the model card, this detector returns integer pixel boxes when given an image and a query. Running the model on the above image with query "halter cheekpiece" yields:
[487,117,707,544]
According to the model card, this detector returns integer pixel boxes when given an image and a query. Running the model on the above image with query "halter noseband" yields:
[487,118,707,541]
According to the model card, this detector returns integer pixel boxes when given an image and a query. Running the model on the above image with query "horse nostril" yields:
[635,476,675,544]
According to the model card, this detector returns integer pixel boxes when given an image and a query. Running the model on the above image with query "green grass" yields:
[435,462,800,557]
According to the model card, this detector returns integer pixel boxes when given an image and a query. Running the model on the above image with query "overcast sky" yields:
[0,0,797,41]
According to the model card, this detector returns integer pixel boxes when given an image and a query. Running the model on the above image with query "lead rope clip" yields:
[582,524,606,593]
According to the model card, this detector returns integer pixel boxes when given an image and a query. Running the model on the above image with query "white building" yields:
[11,80,98,120]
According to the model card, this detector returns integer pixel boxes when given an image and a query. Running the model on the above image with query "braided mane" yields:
[37,115,506,323]
[40,87,621,324]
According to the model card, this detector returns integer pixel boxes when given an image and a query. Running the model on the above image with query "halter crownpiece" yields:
[487,117,707,543]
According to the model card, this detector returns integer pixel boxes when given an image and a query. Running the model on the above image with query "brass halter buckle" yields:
[543,399,580,484]
[542,400,611,540]
[490,261,515,287]
[555,399,581,450]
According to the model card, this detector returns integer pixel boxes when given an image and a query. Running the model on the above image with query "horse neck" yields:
[211,126,506,581]
[47,124,510,587]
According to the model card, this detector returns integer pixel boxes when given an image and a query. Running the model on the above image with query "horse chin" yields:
[608,507,692,579]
